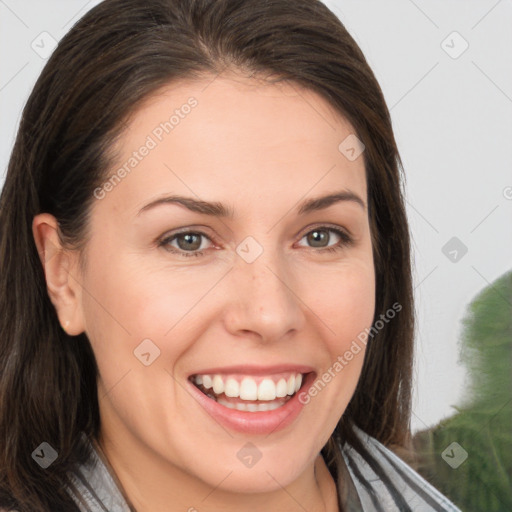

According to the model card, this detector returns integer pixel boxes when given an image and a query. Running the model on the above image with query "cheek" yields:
[80,254,222,372]
[116,264,226,345]
[302,259,376,347]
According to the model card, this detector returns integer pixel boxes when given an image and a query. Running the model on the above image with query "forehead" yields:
[99,73,367,218]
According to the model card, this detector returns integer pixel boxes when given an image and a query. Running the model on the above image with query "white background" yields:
[1,0,511,433]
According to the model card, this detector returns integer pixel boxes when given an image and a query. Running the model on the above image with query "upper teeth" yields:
[194,373,303,401]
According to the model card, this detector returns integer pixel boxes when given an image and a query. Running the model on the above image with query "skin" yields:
[33,71,375,512]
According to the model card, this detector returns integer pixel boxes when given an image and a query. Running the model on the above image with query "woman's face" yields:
[74,73,375,495]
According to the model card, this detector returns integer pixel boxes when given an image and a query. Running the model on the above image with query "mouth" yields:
[189,371,307,412]
[186,366,315,434]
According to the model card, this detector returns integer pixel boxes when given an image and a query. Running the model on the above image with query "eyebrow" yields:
[137,190,365,218]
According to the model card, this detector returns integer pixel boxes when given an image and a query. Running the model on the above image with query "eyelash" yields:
[158,226,354,258]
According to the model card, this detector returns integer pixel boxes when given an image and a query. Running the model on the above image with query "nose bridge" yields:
[223,235,305,340]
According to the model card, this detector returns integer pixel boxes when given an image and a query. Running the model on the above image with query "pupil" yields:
[309,230,327,247]
[179,233,201,250]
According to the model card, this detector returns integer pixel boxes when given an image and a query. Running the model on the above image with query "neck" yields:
[95,429,339,512]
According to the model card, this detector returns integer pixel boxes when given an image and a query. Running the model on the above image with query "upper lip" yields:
[189,364,315,377]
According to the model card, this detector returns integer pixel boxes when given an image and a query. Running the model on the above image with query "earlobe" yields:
[32,213,85,336]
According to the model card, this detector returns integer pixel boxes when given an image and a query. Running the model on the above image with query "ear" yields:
[32,213,85,336]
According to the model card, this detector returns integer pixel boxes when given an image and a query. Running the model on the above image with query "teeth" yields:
[193,372,305,402]
[217,398,284,412]
[276,378,288,398]
[286,375,296,395]
[257,378,276,400]
[202,375,213,389]
[212,375,224,394]
[295,373,302,392]
[224,378,239,398]
[239,377,258,400]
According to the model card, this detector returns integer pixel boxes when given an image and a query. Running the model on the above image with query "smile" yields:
[187,367,315,434]
[190,372,304,412]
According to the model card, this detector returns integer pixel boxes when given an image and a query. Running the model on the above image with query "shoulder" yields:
[340,425,462,511]
[66,434,132,512]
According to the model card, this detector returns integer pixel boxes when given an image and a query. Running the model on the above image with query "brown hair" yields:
[0,0,414,509]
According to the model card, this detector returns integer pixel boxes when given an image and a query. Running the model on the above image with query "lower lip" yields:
[187,373,315,435]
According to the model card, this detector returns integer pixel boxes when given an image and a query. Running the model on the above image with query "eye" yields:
[297,226,354,253]
[158,230,213,257]
[158,225,354,258]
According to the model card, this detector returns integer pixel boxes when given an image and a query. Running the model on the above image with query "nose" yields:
[222,246,306,344]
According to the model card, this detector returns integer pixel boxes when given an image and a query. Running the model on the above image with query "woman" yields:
[0,0,461,510]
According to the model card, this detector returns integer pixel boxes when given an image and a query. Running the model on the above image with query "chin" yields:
[186,445,310,495]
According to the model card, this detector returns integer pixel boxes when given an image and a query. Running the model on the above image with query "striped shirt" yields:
[66,426,462,511]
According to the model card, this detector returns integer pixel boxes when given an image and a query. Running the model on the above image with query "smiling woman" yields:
[0,1,461,511]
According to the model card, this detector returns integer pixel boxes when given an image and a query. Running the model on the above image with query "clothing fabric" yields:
[66,426,462,512]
